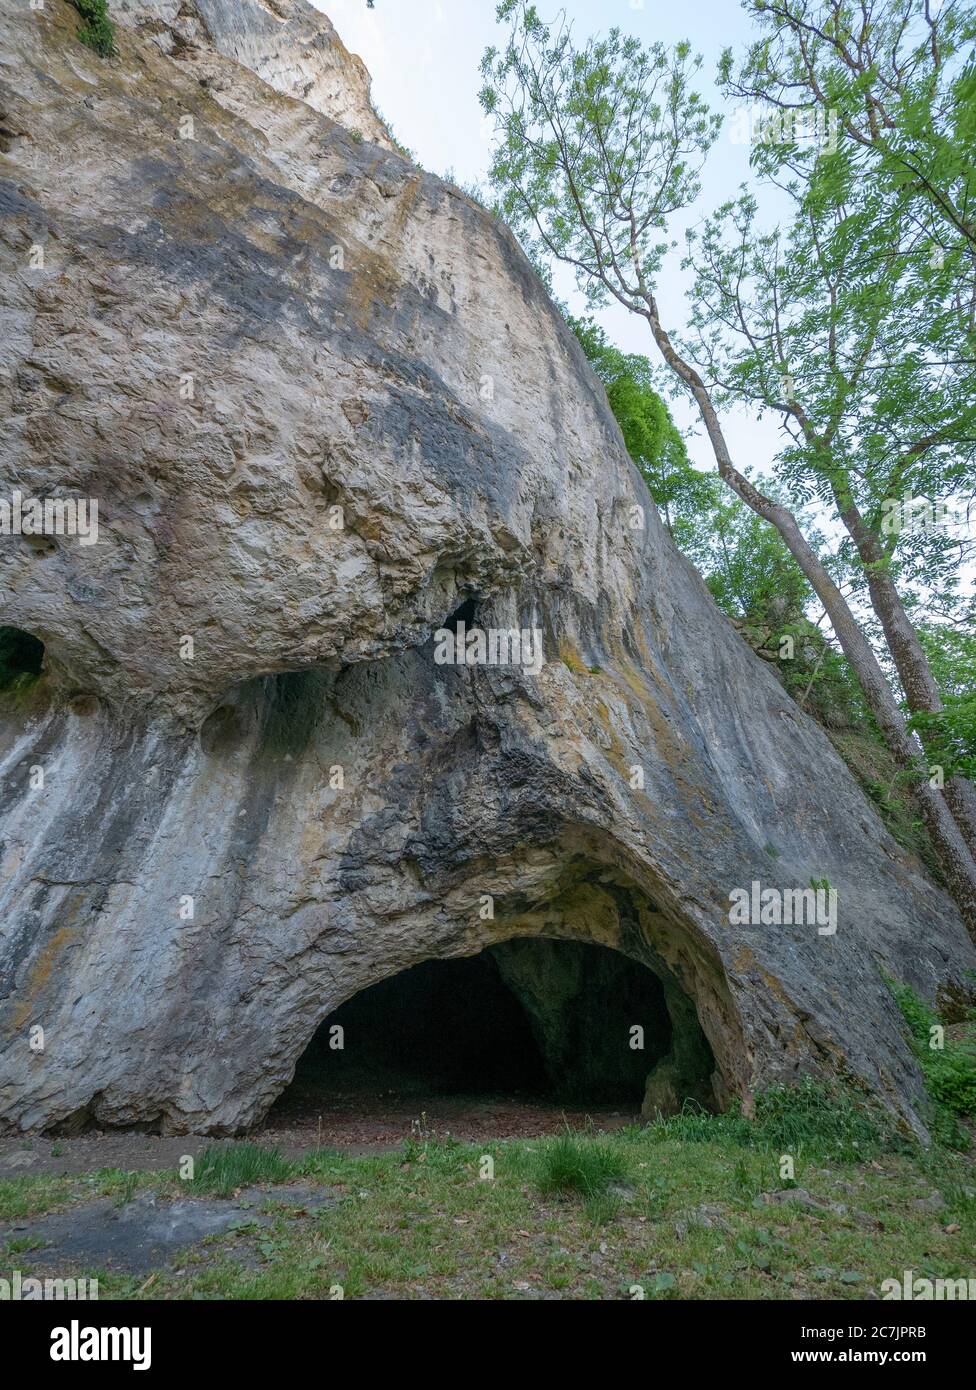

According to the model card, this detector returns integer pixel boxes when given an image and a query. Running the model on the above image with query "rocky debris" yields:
[0,1147,37,1169]
[912,1191,946,1214]
[0,2,973,1137]
[759,1187,838,1212]
[757,1187,881,1228]
[674,1203,733,1240]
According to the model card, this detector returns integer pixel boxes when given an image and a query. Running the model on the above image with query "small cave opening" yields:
[0,626,45,693]
[267,938,714,1142]
[443,595,479,630]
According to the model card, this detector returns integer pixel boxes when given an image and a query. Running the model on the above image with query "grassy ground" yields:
[2,1114,973,1300]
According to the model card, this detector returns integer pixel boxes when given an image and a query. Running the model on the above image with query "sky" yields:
[315,0,789,476]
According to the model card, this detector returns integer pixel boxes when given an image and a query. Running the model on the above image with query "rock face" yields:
[111,0,394,148]
[0,0,973,1135]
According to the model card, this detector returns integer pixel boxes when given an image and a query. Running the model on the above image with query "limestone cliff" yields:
[112,0,394,148]
[0,0,973,1135]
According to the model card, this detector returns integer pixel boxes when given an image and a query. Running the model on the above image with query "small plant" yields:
[70,0,116,58]
[190,1143,293,1197]
[890,980,976,1120]
[410,1111,431,1142]
[399,1133,467,1174]
[533,1133,630,1203]
[113,1171,139,1208]
[649,1079,896,1162]
[732,1156,754,1193]
[374,106,414,161]
[751,1076,893,1162]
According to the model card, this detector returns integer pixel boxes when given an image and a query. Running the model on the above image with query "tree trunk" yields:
[836,495,976,857]
[637,297,976,935]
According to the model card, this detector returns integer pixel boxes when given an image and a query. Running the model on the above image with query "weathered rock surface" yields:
[0,0,973,1135]
[112,0,394,148]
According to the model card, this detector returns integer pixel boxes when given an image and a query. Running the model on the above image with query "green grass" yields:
[890,980,976,1128]
[652,1077,898,1163]
[0,1166,162,1224]
[751,1077,897,1161]
[189,1144,295,1197]
[2,1110,973,1299]
[533,1133,630,1203]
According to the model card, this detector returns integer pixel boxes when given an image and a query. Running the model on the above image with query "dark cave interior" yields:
[0,626,44,691]
[279,938,682,1111]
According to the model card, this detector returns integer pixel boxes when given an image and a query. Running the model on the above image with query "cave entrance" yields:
[0,626,44,693]
[267,937,715,1143]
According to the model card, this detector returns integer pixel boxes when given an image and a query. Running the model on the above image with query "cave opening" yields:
[268,937,713,1141]
[0,626,45,692]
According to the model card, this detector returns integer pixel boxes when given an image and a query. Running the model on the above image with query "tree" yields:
[480,0,976,926]
[711,0,976,853]
[576,316,939,856]
[685,180,976,853]
[724,0,976,253]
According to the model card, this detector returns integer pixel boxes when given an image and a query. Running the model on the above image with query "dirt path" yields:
[0,1089,639,1177]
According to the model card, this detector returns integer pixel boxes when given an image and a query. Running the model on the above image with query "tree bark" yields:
[834,495,976,858]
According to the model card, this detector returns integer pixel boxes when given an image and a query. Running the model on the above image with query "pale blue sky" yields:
[316,0,786,477]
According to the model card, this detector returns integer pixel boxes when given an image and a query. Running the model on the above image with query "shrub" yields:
[891,980,976,1119]
[70,1,116,58]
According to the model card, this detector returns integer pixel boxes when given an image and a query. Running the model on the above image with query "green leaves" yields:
[906,627,976,779]
[568,314,721,547]
[479,2,720,309]
[690,4,976,626]
[70,0,115,58]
